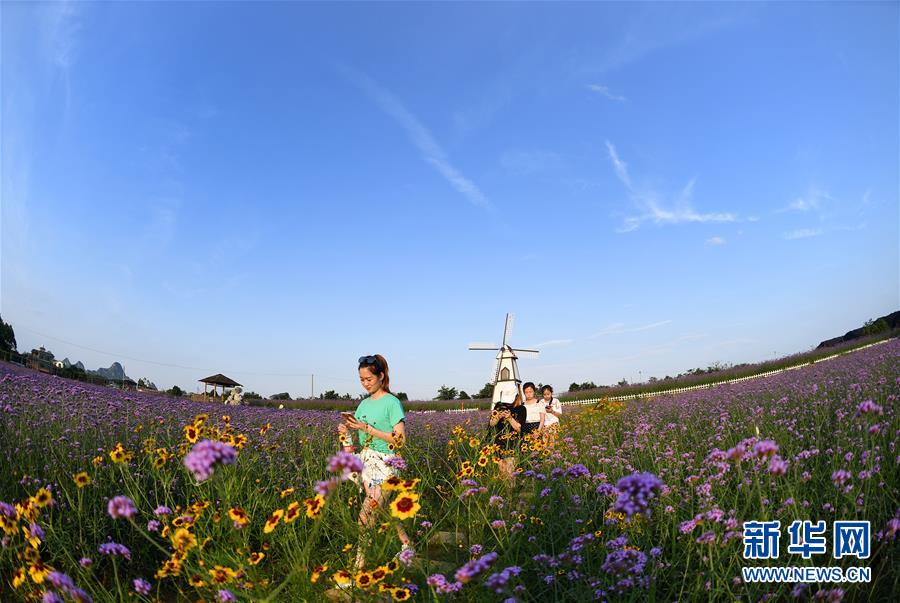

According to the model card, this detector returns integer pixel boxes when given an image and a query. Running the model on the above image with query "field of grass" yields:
[0,339,897,601]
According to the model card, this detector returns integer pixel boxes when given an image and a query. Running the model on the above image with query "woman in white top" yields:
[539,384,562,432]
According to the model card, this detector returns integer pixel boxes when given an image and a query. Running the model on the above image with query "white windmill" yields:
[469,313,539,405]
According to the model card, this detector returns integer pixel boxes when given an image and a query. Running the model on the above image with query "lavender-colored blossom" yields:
[753,440,779,458]
[831,469,852,485]
[327,451,365,479]
[107,495,137,519]
[133,578,151,595]
[79,557,93,567]
[147,519,160,532]
[153,505,172,517]
[216,590,237,603]
[43,592,65,603]
[384,456,407,470]
[183,439,237,482]
[398,546,416,566]
[613,472,664,518]
[455,551,498,584]
[98,541,131,560]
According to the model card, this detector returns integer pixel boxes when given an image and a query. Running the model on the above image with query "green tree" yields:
[864,318,889,335]
[395,392,409,401]
[457,390,470,400]
[0,316,16,353]
[434,385,458,400]
[475,383,494,399]
[166,385,185,397]
[270,392,292,401]
[569,382,581,392]
[243,391,262,400]
[319,390,339,400]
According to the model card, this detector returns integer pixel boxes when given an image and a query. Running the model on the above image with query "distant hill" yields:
[817,311,900,348]
[61,358,85,371]
[88,362,130,382]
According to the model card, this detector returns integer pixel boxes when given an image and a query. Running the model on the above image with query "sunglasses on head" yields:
[358,355,381,369]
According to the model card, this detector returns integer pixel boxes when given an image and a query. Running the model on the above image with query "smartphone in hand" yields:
[340,411,355,422]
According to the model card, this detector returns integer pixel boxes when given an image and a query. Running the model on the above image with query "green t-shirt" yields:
[354,393,406,454]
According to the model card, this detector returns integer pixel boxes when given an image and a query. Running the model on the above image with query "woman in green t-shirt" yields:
[337,354,413,570]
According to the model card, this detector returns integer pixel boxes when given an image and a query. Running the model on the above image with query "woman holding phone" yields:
[337,354,413,569]
[489,389,526,482]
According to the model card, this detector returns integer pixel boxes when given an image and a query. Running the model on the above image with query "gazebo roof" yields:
[199,374,242,387]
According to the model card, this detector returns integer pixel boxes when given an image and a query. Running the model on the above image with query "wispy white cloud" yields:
[589,320,672,338]
[587,84,627,102]
[778,187,833,214]
[605,141,736,231]
[706,236,726,246]
[784,228,823,240]
[339,65,492,211]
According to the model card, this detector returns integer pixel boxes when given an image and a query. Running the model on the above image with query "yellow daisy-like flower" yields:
[32,487,52,508]
[209,565,238,584]
[228,507,249,527]
[304,495,325,519]
[389,492,421,520]
[355,570,373,589]
[73,472,91,488]
[392,587,412,601]
[91,455,104,467]
[28,560,52,584]
[248,551,265,565]
[263,509,284,533]
[279,487,295,498]
[332,570,352,586]
[189,574,207,588]
[284,501,301,523]
[183,425,200,444]
[370,566,388,584]
[171,527,197,553]
[12,567,26,588]
[381,475,404,492]
[310,563,327,583]
[232,433,248,449]
[193,413,209,427]
[259,422,271,435]
[342,543,354,552]
[384,559,399,574]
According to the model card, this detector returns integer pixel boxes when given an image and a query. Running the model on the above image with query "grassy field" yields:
[0,339,897,601]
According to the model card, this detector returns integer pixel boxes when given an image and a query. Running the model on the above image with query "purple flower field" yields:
[0,340,897,601]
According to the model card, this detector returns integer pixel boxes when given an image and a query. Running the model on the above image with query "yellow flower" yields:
[263,509,284,533]
[193,414,209,427]
[228,507,250,527]
[232,433,248,449]
[310,563,327,583]
[28,560,52,584]
[279,487,295,498]
[332,570,352,586]
[248,551,265,565]
[342,543,354,552]
[171,528,197,552]
[92,455,104,467]
[389,492,421,520]
[32,487,52,508]
[370,566,388,584]
[189,574,207,588]
[109,443,132,464]
[183,425,200,444]
[73,472,92,488]
[284,502,301,523]
[384,560,400,574]
[259,422,271,435]
[355,570,373,589]
[304,495,325,519]
[209,565,238,583]
[12,567,26,588]
[392,587,412,601]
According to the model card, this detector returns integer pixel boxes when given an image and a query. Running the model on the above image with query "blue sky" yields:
[3,2,897,399]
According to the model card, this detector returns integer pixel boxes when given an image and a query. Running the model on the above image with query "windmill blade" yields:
[513,349,540,357]
[469,343,499,350]
[502,313,514,347]
[490,357,501,384]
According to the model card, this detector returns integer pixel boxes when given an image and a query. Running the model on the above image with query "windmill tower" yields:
[469,313,539,405]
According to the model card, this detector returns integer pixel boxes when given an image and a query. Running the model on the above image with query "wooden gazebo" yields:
[198,374,242,402]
